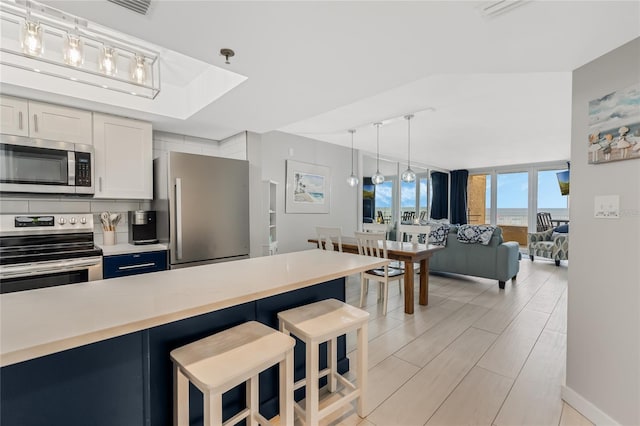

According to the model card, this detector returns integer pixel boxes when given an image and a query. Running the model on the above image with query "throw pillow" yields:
[428,223,450,246]
[554,224,569,233]
[456,224,496,245]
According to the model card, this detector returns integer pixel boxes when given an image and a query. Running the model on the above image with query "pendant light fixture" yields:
[130,54,147,84]
[347,129,359,187]
[372,122,385,185]
[20,9,43,57]
[63,32,84,67]
[99,45,118,76]
[401,114,416,183]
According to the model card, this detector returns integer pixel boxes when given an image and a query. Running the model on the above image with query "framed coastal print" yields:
[285,160,331,213]
[588,83,640,164]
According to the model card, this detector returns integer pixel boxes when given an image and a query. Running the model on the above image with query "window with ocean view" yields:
[401,179,416,221]
[497,172,528,226]
[375,180,394,224]
[538,169,569,220]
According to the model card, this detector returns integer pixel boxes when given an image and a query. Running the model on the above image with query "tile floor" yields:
[309,258,593,426]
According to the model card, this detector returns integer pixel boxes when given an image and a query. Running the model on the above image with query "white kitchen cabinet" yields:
[262,180,278,256]
[28,100,93,144]
[0,96,29,137]
[93,113,152,199]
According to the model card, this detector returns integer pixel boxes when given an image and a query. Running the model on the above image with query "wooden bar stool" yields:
[170,321,295,426]
[277,299,369,425]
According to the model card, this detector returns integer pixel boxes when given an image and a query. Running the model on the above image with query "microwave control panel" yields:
[75,152,92,187]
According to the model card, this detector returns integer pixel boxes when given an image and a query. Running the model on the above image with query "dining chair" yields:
[397,224,431,274]
[354,231,404,315]
[398,224,431,245]
[362,223,402,290]
[315,226,343,252]
[361,222,389,238]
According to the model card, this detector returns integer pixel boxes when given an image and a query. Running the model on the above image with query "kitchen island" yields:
[1,250,387,426]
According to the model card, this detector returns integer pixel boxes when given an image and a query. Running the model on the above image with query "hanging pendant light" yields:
[401,114,416,183]
[347,129,359,187]
[130,54,147,84]
[99,45,118,76]
[372,122,385,185]
[63,32,84,67]
[20,10,43,57]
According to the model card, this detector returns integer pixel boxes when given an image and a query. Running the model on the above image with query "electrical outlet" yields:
[594,195,620,219]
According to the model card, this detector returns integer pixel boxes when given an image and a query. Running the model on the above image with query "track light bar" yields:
[0,0,161,99]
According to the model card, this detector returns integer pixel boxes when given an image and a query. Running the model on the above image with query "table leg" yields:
[419,258,429,306]
[404,261,414,314]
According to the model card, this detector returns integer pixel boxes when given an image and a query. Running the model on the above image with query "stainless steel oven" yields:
[0,135,94,194]
[0,214,103,294]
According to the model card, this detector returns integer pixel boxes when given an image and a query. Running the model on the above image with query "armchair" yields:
[528,228,569,266]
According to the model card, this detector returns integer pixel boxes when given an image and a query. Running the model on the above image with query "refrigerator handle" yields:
[175,177,183,260]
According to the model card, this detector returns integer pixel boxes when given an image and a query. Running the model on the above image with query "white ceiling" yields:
[7,0,640,170]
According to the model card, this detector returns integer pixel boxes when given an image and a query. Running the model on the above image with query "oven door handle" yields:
[0,257,102,279]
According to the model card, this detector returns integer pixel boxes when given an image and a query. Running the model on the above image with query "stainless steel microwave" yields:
[0,135,94,195]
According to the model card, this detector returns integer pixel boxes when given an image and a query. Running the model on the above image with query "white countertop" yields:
[0,250,387,367]
[98,243,168,256]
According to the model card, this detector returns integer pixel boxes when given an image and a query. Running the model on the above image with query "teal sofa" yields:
[429,225,520,289]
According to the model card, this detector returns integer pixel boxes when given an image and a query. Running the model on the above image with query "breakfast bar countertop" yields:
[0,250,387,367]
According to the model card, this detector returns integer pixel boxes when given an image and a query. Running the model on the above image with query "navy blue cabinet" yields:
[103,250,167,279]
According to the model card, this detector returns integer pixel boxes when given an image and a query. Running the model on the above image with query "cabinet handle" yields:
[118,262,156,271]
[18,112,23,130]
[175,178,183,260]
[99,177,102,192]
[33,114,38,132]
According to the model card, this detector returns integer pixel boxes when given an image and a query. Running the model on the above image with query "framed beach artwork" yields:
[588,82,640,164]
[285,160,331,213]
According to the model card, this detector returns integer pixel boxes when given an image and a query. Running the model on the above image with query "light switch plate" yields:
[594,195,620,219]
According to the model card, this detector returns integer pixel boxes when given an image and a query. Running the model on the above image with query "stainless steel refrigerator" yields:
[153,152,250,268]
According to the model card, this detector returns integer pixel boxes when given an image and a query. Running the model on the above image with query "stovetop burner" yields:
[0,214,102,265]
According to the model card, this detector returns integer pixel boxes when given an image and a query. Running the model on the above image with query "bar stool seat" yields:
[170,321,295,426]
[277,299,369,425]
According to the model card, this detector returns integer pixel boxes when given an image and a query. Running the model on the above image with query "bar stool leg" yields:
[306,339,319,426]
[203,391,222,426]
[173,364,190,426]
[280,350,294,426]
[328,337,337,392]
[356,323,368,418]
[247,375,259,426]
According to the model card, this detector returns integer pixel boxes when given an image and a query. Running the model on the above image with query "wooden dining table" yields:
[308,237,445,314]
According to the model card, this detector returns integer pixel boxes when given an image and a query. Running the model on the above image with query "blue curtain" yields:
[450,169,469,225]
[430,171,448,220]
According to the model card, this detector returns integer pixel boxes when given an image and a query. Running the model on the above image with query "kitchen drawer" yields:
[103,250,167,279]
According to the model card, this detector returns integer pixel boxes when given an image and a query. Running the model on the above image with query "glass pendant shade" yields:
[63,34,84,67]
[401,114,416,183]
[347,129,359,187]
[130,55,147,84]
[99,46,118,76]
[372,171,385,185]
[20,20,43,56]
[401,168,416,182]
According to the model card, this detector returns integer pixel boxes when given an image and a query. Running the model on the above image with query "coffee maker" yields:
[128,210,158,245]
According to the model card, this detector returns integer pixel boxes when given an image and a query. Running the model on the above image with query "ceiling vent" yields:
[480,0,528,17]
[107,0,151,15]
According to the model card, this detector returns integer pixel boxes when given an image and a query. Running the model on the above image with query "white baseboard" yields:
[561,385,620,426]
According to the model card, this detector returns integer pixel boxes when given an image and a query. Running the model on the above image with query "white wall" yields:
[563,37,640,425]
[259,131,359,253]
